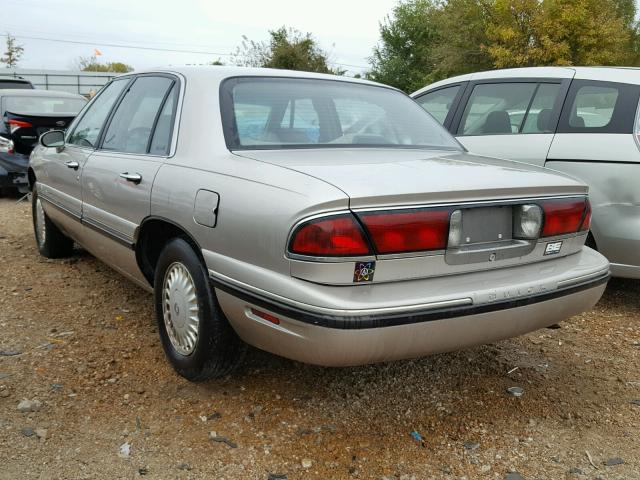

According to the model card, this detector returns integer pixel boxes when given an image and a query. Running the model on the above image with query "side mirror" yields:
[40,130,65,148]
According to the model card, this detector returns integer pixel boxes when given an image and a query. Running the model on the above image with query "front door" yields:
[80,75,179,284]
[36,78,131,238]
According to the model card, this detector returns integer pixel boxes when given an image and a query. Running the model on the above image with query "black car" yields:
[0,76,34,90]
[0,89,86,194]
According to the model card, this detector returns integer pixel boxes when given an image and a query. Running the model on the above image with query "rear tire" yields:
[154,237,245,381]
[32,184,74,258]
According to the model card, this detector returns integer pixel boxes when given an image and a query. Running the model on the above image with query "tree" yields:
[369,0,640,92]
[1,34,24,68]
[486,0,636,67]
[368,0,440,93]
[233,27,341,74]
[76,55,133,73]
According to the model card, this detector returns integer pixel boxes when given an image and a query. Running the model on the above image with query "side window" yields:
[459,83,538,135]
[558,80,640,133]
[101,76,174,154]
[415,85,460,125]
[521,84,561,133]
[571,85,618,128]
[149,85,178,155]
[279,98,320,143]
[67,78,129,148]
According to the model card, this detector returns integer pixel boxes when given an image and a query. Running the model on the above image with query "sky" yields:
[2,0,399,75]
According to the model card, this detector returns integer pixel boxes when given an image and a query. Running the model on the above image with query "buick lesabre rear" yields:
[28,67,609,380]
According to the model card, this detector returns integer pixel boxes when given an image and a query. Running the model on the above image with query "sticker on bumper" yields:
[354,261,375,283]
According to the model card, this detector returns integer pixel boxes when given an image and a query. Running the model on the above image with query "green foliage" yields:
[234,26,342,74]
[369,0,640,92]
[77,55,133,73]
[1,34,24,68]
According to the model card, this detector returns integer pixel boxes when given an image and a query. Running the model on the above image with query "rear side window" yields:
[101,76,174,154]
[458,82,562,136]
[149,85,178,155]
[415,85,461,125]
[558,80,640,133]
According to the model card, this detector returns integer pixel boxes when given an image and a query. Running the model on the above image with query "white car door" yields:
[449,79,573,167]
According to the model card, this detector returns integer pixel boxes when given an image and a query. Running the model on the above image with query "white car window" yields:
[570,85,618,128]
[459,83,538,135]
[415,85,461,125]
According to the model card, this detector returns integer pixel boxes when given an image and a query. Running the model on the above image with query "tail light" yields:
[0,136,14,155]
[289,214,372,256]
[8,118,33,135]
[358,209,449,254]
[541,198,590,237]
[289,197,591,258]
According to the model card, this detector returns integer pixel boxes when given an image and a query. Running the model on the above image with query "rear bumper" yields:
[212,248,609,366]
[0,152,29,192]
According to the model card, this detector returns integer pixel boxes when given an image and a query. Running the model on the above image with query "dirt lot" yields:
[0,197,639,480]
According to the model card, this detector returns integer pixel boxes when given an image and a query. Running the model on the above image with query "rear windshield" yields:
[3,96,86,115]
[220,77,462,151]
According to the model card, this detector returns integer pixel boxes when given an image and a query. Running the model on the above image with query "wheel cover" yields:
[35,197,46,247]
[162,262,200,355]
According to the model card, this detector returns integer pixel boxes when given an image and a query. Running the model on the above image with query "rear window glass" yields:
[0,80,32,89]
[221,77,461,151]
[3,96,86,115]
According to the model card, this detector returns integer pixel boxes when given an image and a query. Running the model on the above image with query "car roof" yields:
[0,89,86,100]
[412,66,640,96]
[114,65,396,90]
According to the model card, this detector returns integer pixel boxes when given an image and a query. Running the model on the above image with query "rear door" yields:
[546,79,640,269]
[447,77,572,166]
[80,74,179,281]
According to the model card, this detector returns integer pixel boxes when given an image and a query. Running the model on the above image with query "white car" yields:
[413,67,640,278]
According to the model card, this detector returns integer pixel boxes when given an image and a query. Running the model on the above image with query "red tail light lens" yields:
[289,214,372,256]
[579,199,591,232]
[7,119,33,128]
[541,198,590,237]
[359,209,450,254]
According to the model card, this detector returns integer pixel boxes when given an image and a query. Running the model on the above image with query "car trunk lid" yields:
[234,148,587,208]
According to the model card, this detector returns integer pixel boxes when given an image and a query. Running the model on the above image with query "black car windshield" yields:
[3,96,86,115]
[221,77,462,151]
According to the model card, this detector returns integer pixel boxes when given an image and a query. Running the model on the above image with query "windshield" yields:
[3,96,86,115]
[221,77,462,151]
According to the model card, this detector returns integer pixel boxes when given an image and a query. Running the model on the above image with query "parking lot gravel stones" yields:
[1,197,639,479]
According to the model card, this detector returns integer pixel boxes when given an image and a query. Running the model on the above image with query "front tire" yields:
[32,185,74,258]
[154,237,245,381]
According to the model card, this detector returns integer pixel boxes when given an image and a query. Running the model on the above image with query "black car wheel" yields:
[32,184,74,258]
[154,237,245,381]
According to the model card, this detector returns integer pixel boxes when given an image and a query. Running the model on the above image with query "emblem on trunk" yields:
[55,120,66,127]
[353,261,375,283]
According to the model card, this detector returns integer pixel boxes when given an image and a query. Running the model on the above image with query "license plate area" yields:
[460,206,512,245]
[445,206,536,265]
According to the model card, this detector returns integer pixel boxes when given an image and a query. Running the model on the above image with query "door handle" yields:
[119,172,142,184]
[65,161,79,170]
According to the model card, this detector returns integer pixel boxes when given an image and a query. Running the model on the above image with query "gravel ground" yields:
[0,196,639,480]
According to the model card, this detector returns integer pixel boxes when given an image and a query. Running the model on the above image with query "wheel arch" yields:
[27,167,36,191]
[135,216,205,286]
